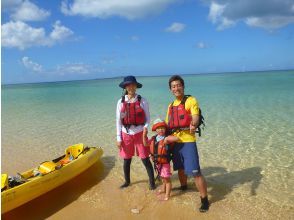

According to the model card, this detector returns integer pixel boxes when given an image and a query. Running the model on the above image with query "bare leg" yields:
[162,179,166,193]
[178,169,187,189]
[157,179,166,195]
[195,175,209,212]
[158,178,171,201]
[165,178,172,199]
[194,175,207,197]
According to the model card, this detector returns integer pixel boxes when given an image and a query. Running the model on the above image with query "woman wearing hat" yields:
[116,75,155,190]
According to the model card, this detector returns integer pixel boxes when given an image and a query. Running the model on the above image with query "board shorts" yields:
[120,131,150,159]
[172,142,202,177]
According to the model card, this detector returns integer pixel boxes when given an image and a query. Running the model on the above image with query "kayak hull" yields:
[1,147,103,214]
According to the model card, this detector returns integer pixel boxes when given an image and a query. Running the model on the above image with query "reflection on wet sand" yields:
[204,166,262,202]
[171,166,262,203]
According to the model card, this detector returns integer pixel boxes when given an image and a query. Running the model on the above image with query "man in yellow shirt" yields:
[166,75,209,212]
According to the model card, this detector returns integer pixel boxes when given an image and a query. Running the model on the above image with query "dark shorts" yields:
[172,142,201,177]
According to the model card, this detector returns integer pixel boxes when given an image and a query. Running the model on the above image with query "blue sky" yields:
[1,0,294,84]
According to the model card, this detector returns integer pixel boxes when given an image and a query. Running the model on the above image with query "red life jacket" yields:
[121,95,146,127]
[168,95,191,131]
[150,135,171,164]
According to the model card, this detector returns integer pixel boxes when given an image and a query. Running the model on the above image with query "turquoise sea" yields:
[2,70,294,218]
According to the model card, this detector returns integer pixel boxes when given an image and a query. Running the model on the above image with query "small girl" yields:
[143,119,179,201]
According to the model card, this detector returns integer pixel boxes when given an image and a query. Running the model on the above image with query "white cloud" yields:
[22,57,43,72]
[61,0,178,20]
[165,22,186,32]
[50,21,74,41]
[55,63,105,75]
[21,58,105,75]
[1,0,22,10]
[245,16,294,29]
[100,53,125,64]
[205,0,294,30]
[208,1,226,24]
[208,2,235,30]
[101,58,114,64]
[10,0,50,21]
[197,41,208,49]
[131,35,139,41]
[2,21,47,49]
[1,21,74,50]
[56,63,91,75]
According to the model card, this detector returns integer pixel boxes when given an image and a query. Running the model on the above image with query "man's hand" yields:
[190,115,199,134]
[190,123,196,134]
[163,137,168,145]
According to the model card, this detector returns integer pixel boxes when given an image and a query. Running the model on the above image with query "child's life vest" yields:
[150,135,172,164]
[120,95,146,127]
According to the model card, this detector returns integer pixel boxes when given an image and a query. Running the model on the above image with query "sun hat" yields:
[152,118,167,131]
[119,75,142,89]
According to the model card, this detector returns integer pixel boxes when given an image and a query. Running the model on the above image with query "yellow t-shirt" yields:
[165,96,199,143]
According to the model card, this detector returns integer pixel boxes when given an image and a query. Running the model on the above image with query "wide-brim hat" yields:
[119,75,142,89]
[152,119,167,131]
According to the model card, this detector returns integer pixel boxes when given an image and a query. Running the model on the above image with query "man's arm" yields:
[190,114,200,133]
[164,135,179,144]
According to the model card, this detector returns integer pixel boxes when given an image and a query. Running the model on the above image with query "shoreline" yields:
[2,157,293,220]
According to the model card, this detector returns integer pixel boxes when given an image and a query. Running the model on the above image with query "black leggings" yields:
[123,158,155,185]
[141,157,155,185]
[123,158,132,183]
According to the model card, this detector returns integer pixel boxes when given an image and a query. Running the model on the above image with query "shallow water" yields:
[2,70,294,219]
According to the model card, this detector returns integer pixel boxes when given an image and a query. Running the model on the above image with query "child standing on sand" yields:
[143,119,179,201]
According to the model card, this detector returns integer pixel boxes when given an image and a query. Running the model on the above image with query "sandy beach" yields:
[2,155,293,220]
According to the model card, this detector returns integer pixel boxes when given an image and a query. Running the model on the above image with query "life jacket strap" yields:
[121,95,142,103]
[121,95,144,128]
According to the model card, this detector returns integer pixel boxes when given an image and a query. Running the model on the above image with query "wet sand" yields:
[2,156,293,220]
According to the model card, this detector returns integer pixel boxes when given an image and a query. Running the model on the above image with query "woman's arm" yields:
[141,96,150,142]
[141,97,150,128]
[116,99,123,147]
[143,136,149,147]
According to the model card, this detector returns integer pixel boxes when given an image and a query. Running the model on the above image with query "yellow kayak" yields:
[1,143,103,214]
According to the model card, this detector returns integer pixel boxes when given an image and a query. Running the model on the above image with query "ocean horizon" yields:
[2,69,293,86]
